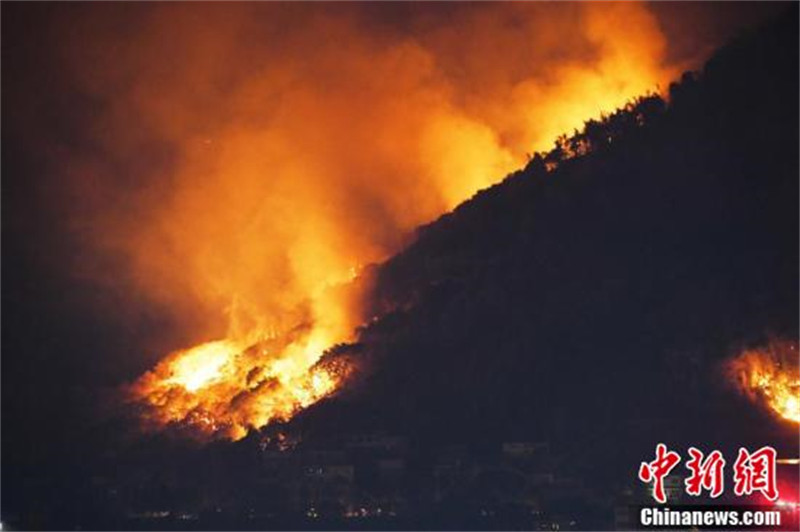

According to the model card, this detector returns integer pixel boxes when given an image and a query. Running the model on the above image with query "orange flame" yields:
[727,340,800,424]
[59,3,702,440]
[132,334,352,440]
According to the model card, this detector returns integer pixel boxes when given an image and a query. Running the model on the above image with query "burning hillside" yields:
[130,337,353,440]
[126,258,368,440]
[726,340,800,425]
[288,6,798,450]
[3,3,798,529]
[111,3,798,442]
[101,2,690,439]
[3,1,792,447]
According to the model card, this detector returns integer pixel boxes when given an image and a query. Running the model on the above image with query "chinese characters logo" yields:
[638,444,779,503]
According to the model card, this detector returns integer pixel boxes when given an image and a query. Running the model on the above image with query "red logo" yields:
[733,446,779,501]
[638,443,682,504]
[685,447,726,498]
[638,444,779,503]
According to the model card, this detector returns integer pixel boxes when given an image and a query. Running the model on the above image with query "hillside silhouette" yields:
[298,4,798,475]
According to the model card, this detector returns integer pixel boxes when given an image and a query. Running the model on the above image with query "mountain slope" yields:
[299,5,798,469]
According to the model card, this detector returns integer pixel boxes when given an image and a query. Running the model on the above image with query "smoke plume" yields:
[26,1,766,437]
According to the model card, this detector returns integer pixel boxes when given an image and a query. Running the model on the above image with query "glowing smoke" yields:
[49,2,727,438]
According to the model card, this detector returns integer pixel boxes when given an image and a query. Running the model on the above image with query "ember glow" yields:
[727,340,800,424]
[59,2,701,439]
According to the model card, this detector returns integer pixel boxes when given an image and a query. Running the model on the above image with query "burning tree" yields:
[726,339,800,425]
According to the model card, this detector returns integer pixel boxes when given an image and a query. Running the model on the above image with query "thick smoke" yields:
[54,2,683,357]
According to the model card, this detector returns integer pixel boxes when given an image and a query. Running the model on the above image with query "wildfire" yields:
[131,332,352,440]
[726,340,800,424]
[87,3,690,441]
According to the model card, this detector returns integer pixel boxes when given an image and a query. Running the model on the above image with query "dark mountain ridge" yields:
[299,5,798,462]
